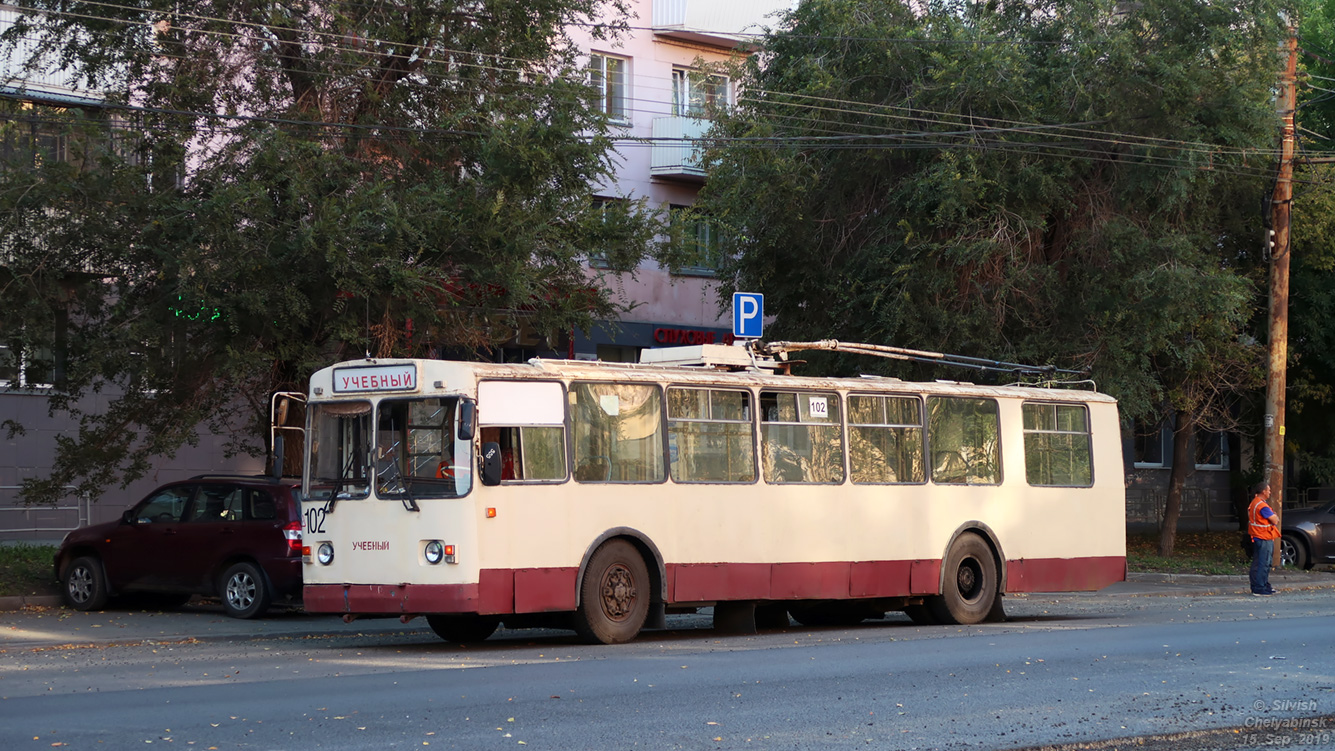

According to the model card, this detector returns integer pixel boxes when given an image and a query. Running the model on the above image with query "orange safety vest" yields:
[1248,495,1279,541]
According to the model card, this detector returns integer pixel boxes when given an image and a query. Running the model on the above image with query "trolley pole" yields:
[1265,27,1297,567]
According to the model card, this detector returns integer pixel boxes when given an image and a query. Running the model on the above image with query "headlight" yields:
[317,542,334,565]
[424,540,444,565]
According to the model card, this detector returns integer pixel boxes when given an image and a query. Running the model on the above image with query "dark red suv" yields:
[53,475,304,618]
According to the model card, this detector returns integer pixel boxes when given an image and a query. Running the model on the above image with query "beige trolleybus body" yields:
[300,345,1124,643]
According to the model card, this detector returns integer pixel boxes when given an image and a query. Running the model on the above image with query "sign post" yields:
[733,293,764,340]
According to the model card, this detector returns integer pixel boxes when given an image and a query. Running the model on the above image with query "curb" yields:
[0,594,62,611]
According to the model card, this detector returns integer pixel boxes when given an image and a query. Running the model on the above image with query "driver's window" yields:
[137,486,194,523]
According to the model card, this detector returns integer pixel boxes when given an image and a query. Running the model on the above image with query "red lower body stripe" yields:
[303,556,1125,615]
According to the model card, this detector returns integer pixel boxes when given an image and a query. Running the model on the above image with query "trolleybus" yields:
[295,343,1124,644]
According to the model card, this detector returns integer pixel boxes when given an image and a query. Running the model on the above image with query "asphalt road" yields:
[2,573,1334,750]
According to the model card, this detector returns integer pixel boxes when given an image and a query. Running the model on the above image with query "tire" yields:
[928,533,998,625]
[426,614,501,643]
[62,556,110,611]
[219,562,271,619]
[573,540,650,644]
[1281,534,1310,570]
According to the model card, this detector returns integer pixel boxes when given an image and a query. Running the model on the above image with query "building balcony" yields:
[1,7,103,105]
[651,0,793,49]
[650,116,710,181]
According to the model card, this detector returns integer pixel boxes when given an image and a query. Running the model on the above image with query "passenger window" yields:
[188,486,243,522]
[571,382,664,483]
[928,397,1000,485]
[760,390,843,484]
[667,387,755,483]
[849,395,924,484]
[1022,403,1093,486]
[136,486,193,523]
[246,489,278,521]
[481,425,567,481]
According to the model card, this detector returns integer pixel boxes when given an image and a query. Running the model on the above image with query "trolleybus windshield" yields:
[307,396,472,501]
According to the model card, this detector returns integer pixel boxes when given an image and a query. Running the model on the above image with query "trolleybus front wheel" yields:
[574,539,650,644]
[928,533,997,625]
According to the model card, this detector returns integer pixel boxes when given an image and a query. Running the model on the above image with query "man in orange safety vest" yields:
[1247,482,1280,596]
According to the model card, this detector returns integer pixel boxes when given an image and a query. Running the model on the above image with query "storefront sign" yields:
[653,328,735,346]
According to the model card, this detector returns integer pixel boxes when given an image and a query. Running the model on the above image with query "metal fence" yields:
[0,485,90,539]
[1128,486,1333,531]
[1126,487,1236,531]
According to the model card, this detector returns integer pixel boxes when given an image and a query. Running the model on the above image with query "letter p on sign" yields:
[733,292,764,339]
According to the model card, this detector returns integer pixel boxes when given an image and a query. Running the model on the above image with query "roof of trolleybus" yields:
[309,357,1117,404]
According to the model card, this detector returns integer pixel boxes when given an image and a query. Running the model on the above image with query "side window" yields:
[1023,403,1093,487]
[667,387,755,483]
[136,486,193,523]
[928,397,1000,485]
[849,395,925,484]
[481,426,567,482]
[571,382,664,483]
[246,489,278,520]
[760,390,843,484]
[187,485,244,522]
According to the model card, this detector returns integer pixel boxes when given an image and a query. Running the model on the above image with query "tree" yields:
[698,0,1284,554]
[0,1,662,505]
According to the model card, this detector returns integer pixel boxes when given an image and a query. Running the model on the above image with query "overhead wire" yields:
[2,5,1328,176]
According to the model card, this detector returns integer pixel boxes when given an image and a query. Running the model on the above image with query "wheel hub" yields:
[956,558,982,601]
[68,568,92,603]
[227,574,256,609]
[600,564,637,622]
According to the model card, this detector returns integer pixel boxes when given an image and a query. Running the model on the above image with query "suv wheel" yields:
[219,562,271,619]
[63,556,110,611]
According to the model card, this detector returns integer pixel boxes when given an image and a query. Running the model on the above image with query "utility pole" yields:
[1265,26,1297,567]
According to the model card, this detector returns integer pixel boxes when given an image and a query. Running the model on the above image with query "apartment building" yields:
[568,0,792,362]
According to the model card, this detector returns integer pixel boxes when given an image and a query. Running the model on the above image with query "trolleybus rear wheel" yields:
[928,533,997,625]
[574,540,650,644]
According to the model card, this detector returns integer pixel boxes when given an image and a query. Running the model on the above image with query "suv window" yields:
[246,488,278,520]
[137,486,194,523]
[187,485,242,523]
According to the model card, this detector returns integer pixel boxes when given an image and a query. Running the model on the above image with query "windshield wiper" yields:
[324,453,360,514]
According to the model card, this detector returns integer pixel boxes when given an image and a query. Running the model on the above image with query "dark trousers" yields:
[1250,537,1274,594]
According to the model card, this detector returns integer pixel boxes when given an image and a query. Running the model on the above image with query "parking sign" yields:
[733,292,764,339]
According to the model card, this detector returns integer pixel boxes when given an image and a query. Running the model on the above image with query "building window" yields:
[670,204,723,274]
[671,69,729,118]
[587,53,628,121]
[1194,429,1229,470]
[0,336,58,389]
[587,196,618,268]
[1132,420,1168,468]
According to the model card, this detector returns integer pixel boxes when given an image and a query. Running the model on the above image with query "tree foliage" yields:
[0,0,661,504]
[699,0,1288,553]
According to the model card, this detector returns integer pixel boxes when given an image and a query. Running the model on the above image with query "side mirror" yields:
[481,441,503,486]
[122,509,135,525]
[458,400,476,441]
